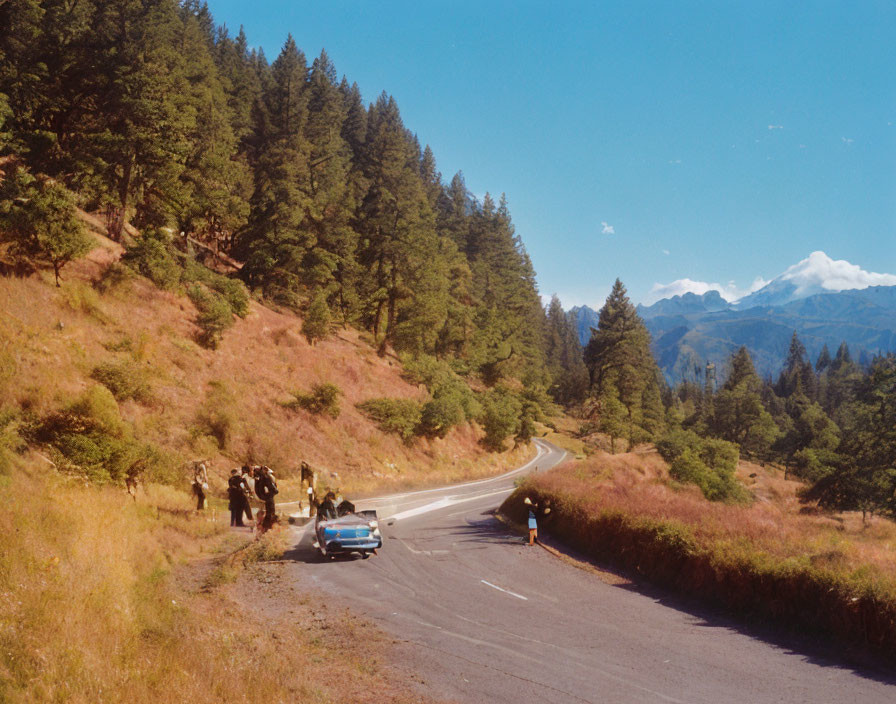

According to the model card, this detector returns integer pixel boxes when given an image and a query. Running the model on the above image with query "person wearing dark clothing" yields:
[316,491,338,522]
[239,466,254,523]
[253,466,278,529]
[227,470,246,527]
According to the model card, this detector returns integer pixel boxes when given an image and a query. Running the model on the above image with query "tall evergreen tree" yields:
[815,344,832,373]
[584,279,664,445]
[300,49,360,321]
[776,331,817,400]
[175,5,251,248]
[544,295,588,404]
[85,0,198,236]
[236,36,312,301]
[356,93,449,355]
[711,347,780,459]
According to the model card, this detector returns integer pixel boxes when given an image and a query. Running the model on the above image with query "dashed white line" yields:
[481,579,528,600]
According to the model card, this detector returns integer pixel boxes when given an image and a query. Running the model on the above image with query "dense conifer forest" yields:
[0,0,587,449]
[1,1,893,513]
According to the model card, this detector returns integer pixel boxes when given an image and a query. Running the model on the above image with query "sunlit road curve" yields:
[282,439,896,703]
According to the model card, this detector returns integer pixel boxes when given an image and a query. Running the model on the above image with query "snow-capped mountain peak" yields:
[734,251,896,309]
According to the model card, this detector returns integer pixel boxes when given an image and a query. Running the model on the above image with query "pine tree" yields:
[301,50,360,321]
[0,167,93,285]
[85,0,197,237]
[464,193,547,383]
[824,342,862,417]
[302,292,331,345]
[544,295,588,404]
[776,331,817,400]
[236,36,312,302]
[815,344,832,373]
[356,93,450,355]
[584,279,664,445]
[419,145,442,210]
[711,347,780,459]
[175,6,251,249]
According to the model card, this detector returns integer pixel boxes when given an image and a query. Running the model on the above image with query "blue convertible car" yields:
[314,502,382,559]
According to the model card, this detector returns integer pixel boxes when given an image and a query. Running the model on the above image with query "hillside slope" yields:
[0,223,529,494]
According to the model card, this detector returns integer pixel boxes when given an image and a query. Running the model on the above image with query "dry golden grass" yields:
[525,448,896,578]
[0,230,529,497]
[0,456,438,703]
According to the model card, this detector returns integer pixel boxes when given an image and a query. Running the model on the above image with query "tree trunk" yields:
[113,151,135,241]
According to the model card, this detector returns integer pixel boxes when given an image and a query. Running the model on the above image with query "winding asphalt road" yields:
[283,439,896,703]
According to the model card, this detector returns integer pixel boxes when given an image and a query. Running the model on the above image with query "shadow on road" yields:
[534,528,896,688]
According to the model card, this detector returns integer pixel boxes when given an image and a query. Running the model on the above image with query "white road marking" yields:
[363,439,550,504]
[481,579,528,600]
[387,488,516,522]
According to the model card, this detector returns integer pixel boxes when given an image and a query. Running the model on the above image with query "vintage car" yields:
[314,501,382,559]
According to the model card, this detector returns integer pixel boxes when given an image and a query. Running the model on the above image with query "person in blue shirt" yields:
[523,496,550,546]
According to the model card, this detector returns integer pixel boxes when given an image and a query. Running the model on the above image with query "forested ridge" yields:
[575,280,896,517]
[0,0,587,395]
[2,1,893,509]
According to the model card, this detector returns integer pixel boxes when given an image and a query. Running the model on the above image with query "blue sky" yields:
[206,0,896,307]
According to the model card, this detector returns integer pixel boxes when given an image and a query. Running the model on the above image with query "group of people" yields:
[225,464,279,532]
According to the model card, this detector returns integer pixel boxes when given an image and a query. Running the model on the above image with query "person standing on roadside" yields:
[239,465,254,523]
[192,461,209,511]
[227,469,246,527]
[524,496,550,546]
[253,465,278,529]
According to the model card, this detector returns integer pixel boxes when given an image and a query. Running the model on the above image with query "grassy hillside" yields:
[0,221,538,702]
[502,448,896,662]
[0,220,531,496]
[0,454,439,703]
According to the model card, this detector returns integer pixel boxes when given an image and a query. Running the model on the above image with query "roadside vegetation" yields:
[502,451,896,662]
[0,455,434,703]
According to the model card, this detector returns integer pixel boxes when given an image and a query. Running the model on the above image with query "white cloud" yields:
[645,251,896,307]
[662,249,670,256]
[768,124,783,130]
[645,276,768,305]
[601,221,615,235]
[778,251,896,294]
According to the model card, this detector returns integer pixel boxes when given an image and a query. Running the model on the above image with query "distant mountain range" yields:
[571,253,896,385]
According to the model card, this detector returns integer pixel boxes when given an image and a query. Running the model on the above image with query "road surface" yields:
[282,439,896,703]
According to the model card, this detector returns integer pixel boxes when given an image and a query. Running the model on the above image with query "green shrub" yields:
[285,383,341,418]
[356,398,423,442]
[123,229,183,290]
[302,293,331,345]
[194,382,238,450]
[28,386,152,482]
[94,262,133,293]
[125,232,248,323]
[90,360,152,402]
[187,284,234,349]
[183,258,250,317]
[480,388,523,451]
[418,394,464,438]
[210,277,250,317]
[402,354,480,420]
[657,426,745,502]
